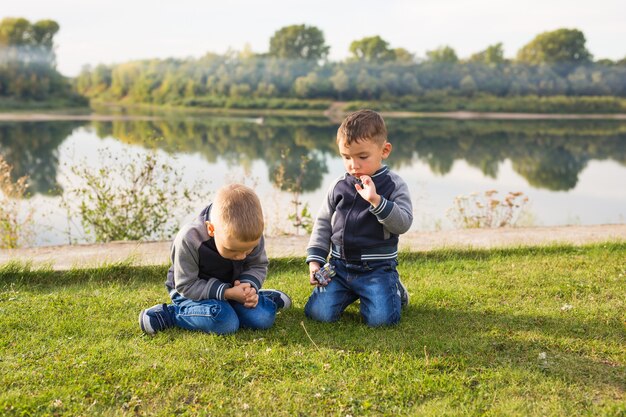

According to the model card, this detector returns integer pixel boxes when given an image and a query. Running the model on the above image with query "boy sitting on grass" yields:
[305,109,413,327]
[139,183,291,335]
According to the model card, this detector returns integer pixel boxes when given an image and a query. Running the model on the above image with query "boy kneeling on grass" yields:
[139,183,291,335]
[305,109,413,327]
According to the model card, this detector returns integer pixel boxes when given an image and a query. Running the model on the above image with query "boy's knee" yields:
[206,311,240,335]
[211,320,240,335]
[305,303,339,323]
[363,310,400,327]
[193,303,240,335]
[244,309,276,330]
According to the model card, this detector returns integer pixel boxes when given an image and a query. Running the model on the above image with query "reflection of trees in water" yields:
[93,117,336,192]
[387,119,626,191]
[512,148,587,191]
[3,117,626,196]
[267,150,328,192]
[0,121,86,195]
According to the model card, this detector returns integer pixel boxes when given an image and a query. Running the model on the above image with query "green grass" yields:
[1,243,624,416]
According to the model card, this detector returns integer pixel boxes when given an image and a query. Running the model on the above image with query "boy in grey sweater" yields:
[139,183,291,335]
[305,110,412,327]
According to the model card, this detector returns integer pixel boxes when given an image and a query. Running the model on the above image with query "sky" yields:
[4,0,626,76]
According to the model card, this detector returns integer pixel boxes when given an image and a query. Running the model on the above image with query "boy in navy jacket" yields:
[305,110,412,327]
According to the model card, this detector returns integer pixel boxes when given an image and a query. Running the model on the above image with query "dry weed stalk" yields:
[0,156,33,248]
[447,190,529,229]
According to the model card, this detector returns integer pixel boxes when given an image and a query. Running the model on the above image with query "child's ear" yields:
[382,142,392,159]
[206,221,215,237]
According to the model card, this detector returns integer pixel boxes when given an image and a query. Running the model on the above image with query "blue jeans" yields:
[304,258,401,327]
[166,286,277,335]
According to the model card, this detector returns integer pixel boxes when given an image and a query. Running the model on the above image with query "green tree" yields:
[469,43,505,65]
[0,17,59,66]
[349,36,395,63]
[31,19,60,48]
[0,17,31,46]
[460,74,477,95]
[330,69,349,99]
[516,28,592,66]
[393,48,414,63]
[268,24,329,60]
[426,46,459,64]
[355,69,380,98]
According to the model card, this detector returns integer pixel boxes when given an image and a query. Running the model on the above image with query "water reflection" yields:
[91,117,336,192]
[1,116,625,196]
[76,117,626,193]
[388,119,626,191]
[0,121,87,195]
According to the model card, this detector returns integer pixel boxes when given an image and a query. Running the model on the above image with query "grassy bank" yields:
[0,97,89,112]
[95,94,626,115]
[1,243,624,416]
[346,94,626,114]
[6,95,626,117]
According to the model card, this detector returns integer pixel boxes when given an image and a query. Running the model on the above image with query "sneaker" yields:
[398,280,409,308]
[139,303,174,335]
[259,289,292,310]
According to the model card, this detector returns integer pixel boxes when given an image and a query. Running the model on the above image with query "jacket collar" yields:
[371,165,389,178]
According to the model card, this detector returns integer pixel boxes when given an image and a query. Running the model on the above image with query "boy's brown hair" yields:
[213,183,264,242]
[337,109,387,146]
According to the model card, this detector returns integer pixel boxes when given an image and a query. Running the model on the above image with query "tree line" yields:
[73,25,626,110]
[2,19,626,110]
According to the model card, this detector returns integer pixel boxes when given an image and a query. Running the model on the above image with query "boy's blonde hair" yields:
[213,183,264,242]
[337,109,387,146]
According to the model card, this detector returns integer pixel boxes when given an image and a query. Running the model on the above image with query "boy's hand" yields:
[242,285,258,308]
[309,261,329,286]
[309,262,321,285]
[355,175,381,208]
[224,280,252,305]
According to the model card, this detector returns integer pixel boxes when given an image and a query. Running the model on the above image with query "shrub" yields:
[63,150,203,242]
[447,190,530,228]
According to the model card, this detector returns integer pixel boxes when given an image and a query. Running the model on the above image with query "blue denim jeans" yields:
[166,286,277,335]
[304,258,401,327]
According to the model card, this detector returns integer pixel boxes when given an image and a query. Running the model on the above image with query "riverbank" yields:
[2,109,626,122]
[2,224,625,271]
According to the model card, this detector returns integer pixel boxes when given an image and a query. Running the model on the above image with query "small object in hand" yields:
[314,263,336,292]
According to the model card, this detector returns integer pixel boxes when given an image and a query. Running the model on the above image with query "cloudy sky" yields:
[5,0,626,76]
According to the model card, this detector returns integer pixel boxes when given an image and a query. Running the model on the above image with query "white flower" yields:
[561,304,573,311]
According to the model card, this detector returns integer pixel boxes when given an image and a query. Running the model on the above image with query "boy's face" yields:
[206,221,259,261]
[337,137,392,178]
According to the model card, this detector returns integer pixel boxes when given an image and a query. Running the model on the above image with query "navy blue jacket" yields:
[307,166,413,264]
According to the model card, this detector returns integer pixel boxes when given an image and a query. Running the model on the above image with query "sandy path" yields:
[1,224,624,271]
